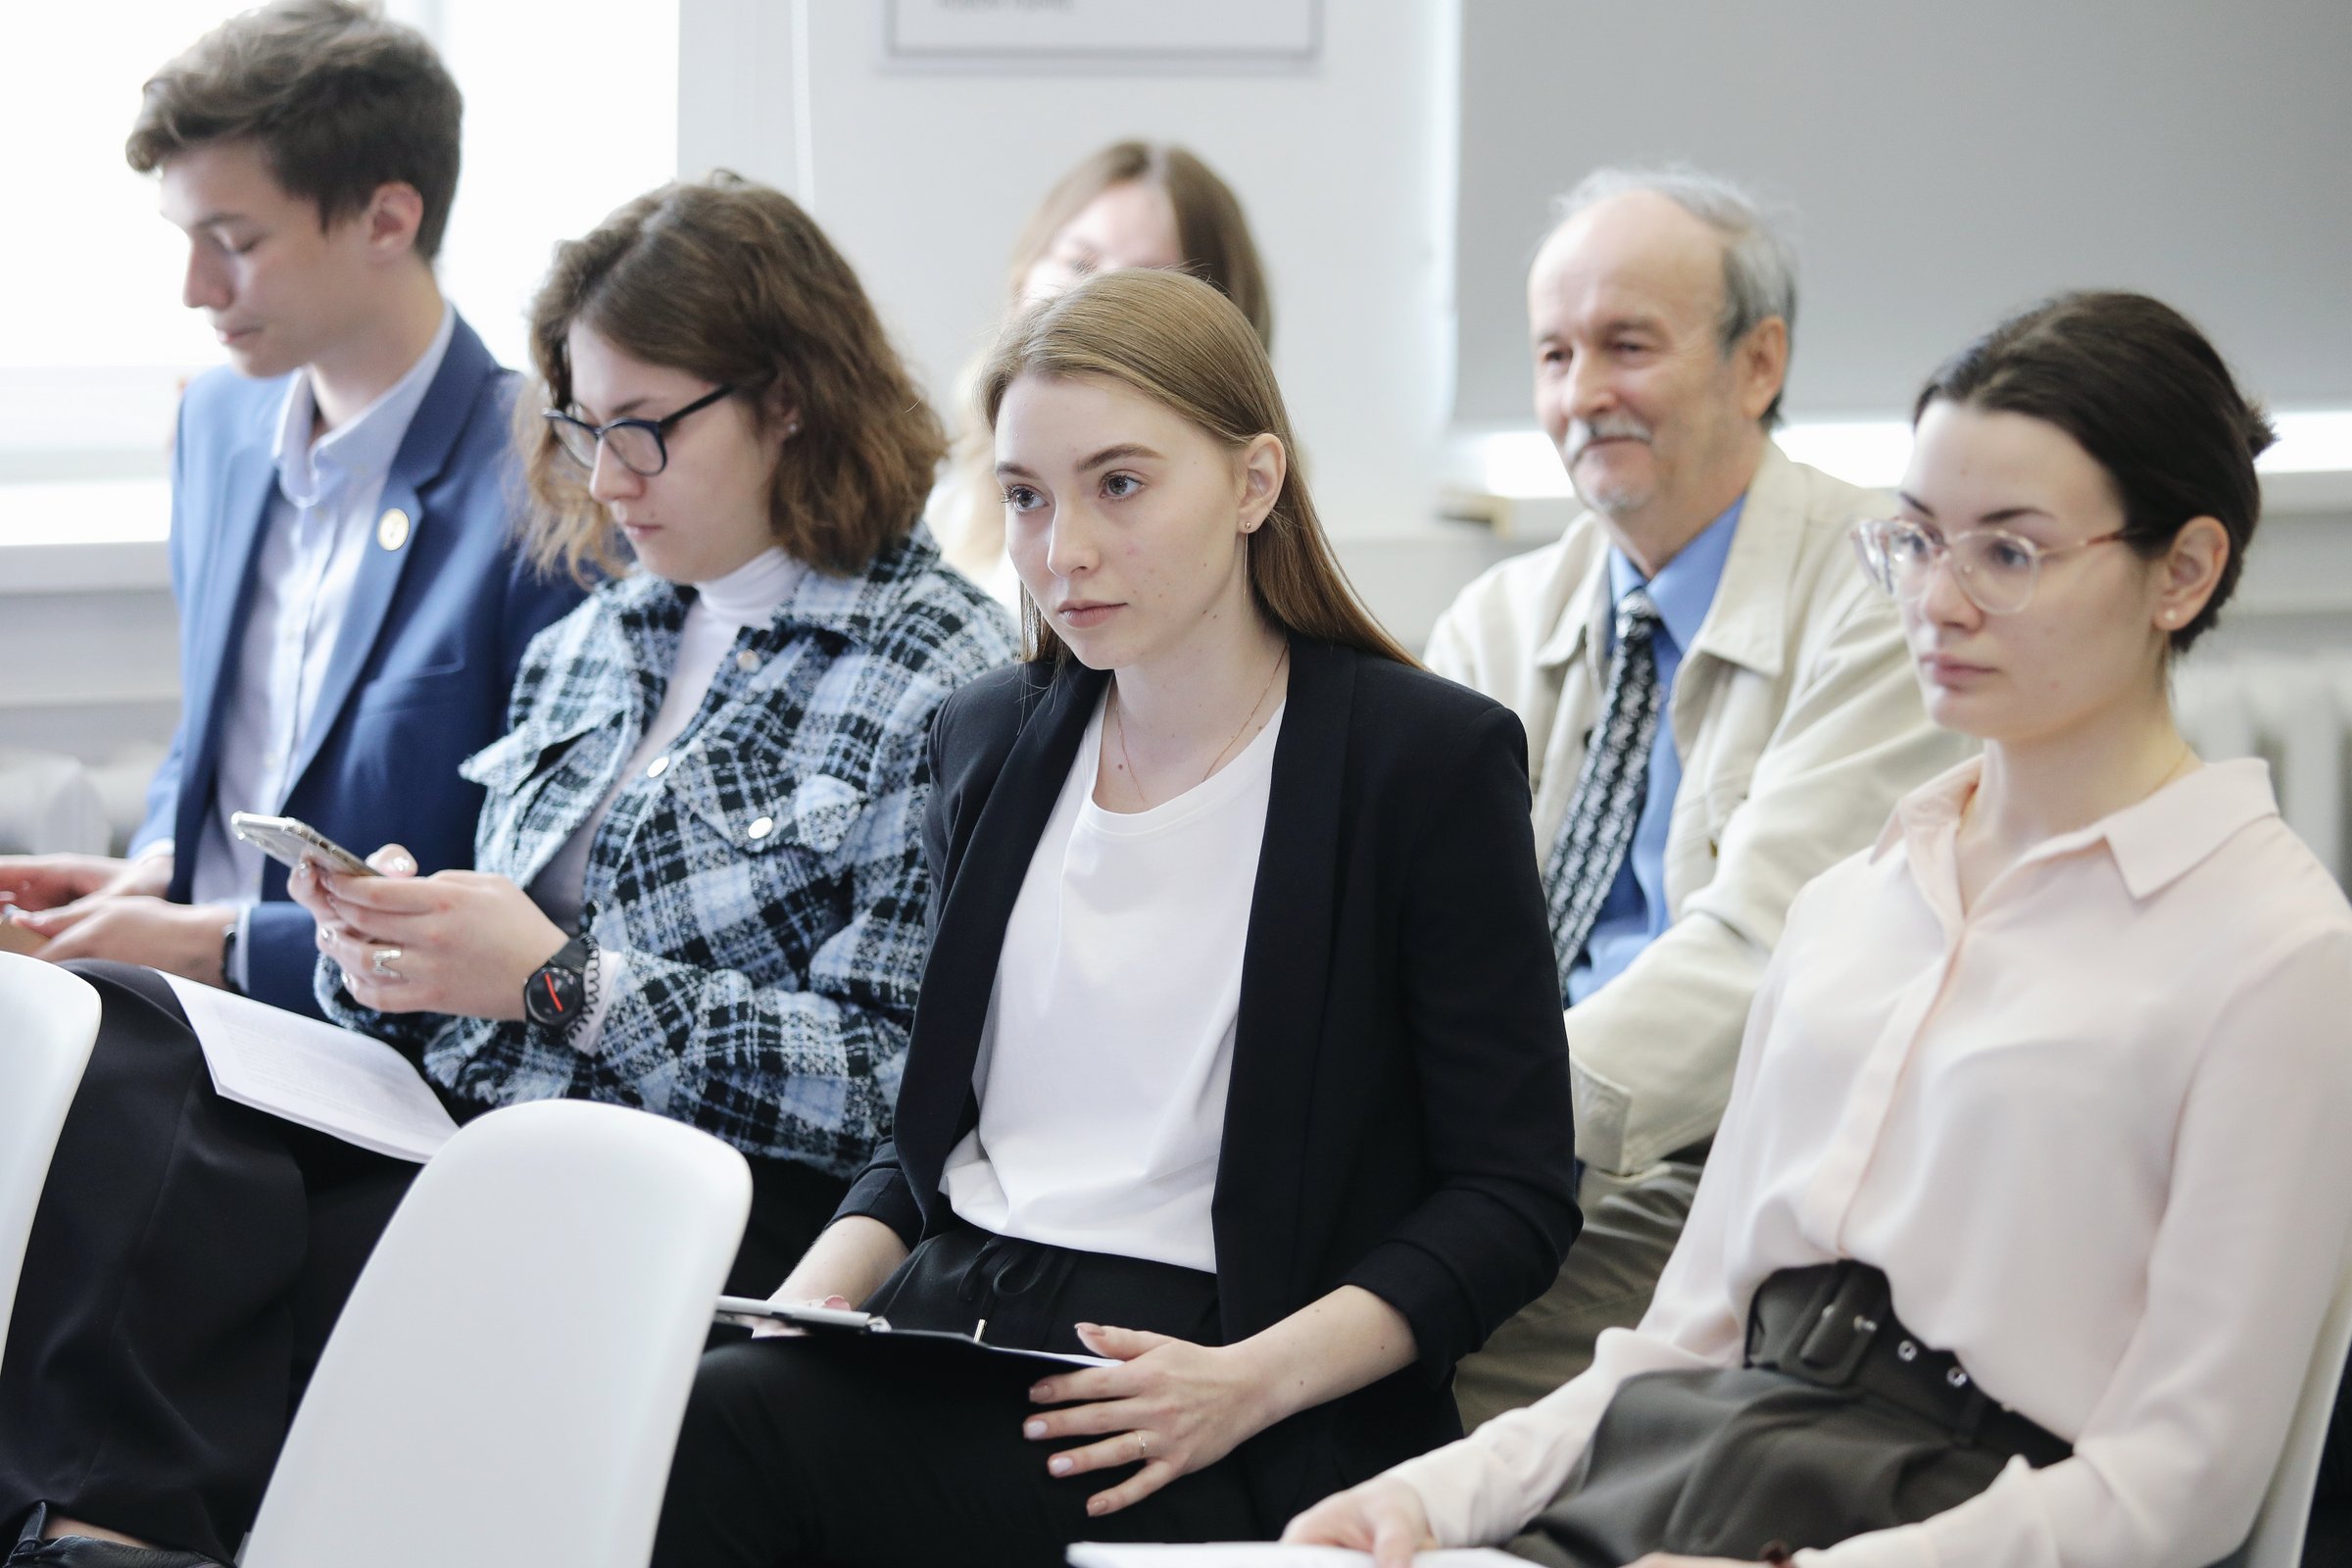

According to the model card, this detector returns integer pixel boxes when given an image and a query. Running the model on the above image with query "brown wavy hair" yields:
[125,0,462,260]
[943,142,1272,583]
[518,172,945,583]
[980,269,1409,667]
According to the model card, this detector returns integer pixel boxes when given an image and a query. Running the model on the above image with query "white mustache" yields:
[1564,415,1655,463]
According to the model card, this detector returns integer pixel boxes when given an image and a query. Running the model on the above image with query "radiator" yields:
[2176,652,2352,888]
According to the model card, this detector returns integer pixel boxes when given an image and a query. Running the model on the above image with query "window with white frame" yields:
[0,0,678,507]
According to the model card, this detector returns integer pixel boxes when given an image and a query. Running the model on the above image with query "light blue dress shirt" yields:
[1566,495,1744,1004]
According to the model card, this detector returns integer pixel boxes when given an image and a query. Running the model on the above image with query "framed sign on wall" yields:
[881,0,1321,73]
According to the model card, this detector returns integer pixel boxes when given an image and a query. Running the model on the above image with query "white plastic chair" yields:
[2242,1237,2352,1568]
[242,1100,751,1568]
[0,953,101,1366]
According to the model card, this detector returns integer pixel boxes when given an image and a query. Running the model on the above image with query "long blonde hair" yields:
[980,269,1410,668]
[943,142,1272,584]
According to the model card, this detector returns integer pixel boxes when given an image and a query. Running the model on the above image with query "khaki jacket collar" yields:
[1532,441,1812,682]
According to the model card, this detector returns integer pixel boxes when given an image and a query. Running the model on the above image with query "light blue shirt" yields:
[1566,495,1744,1005]
[188,305,456,988]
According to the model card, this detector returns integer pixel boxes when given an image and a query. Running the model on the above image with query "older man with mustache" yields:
[1431,168,1966,1428]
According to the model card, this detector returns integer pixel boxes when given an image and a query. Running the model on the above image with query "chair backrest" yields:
[0,954,101,1364]
[2242,1233,2352,1568]
[242,1100,751,1568]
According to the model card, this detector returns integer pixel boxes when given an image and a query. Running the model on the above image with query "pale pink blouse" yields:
[1391,757,2352,1568]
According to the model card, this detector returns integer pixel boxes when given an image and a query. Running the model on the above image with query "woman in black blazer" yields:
[652,270,1581,1567]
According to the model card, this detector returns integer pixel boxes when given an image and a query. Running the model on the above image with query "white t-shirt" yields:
[940,692,1284,1273]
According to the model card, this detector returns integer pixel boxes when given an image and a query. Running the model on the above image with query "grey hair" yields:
[1552,166,1798,426]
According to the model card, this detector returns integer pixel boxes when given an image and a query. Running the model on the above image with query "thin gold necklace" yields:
[1109,646,1290,808]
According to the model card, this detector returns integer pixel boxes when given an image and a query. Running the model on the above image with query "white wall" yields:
[426,0,681,370]
[12,1,2352,850]
[676,0,1460,544]
[1451,0,2352,425]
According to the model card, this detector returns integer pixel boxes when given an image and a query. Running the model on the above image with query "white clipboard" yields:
[1067,1546,1530,1566]
[713,1296,1119,1373]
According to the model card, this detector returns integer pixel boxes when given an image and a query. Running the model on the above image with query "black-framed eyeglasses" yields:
[541,384,735,477]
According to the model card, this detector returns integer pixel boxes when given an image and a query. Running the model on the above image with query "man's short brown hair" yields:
[125,0,462,261]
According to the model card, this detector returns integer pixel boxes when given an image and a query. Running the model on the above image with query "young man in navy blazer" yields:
[0,0,582,1019]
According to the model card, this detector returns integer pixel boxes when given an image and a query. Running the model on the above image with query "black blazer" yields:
[840,635,1582,1516]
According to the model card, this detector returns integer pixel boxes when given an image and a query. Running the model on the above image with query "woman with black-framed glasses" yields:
[1293,294,2352,1568]
[542,380,735,475]
[0,173,1014,1568]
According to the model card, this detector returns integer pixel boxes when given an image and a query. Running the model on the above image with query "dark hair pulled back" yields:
[1915,290,2275,653]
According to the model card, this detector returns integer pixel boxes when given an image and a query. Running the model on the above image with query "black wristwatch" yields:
[522,934,597,1035]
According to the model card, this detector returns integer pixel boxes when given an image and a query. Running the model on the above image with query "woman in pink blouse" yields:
[1289,291,2352,1568]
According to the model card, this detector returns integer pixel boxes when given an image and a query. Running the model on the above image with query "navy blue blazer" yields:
[137,315,586,1016]
[843,637,1583,1520]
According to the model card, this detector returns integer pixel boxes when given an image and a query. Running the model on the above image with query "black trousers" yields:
[0,961,846,1562]
[651,1220,1268,1568]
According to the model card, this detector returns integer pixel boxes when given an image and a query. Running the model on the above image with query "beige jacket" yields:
[1427,443,1969,1185]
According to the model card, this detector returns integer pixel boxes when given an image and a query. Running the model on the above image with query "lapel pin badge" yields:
[376,507,412,552]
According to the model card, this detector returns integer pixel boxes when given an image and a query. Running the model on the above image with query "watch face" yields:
[525,961,586,1028]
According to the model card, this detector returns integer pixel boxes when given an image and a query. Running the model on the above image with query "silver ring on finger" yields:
[369,946,404,978]
[1135,1432,1149,1461]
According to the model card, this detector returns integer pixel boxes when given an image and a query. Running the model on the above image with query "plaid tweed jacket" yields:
[318,528,1017,1169]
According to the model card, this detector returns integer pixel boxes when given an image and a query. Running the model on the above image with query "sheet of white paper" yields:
[164,975,460,1162]
[1068,1547,1527,1567]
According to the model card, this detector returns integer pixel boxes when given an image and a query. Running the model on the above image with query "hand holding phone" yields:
[229,812,378,878]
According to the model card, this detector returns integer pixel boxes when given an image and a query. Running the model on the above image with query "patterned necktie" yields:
[1544,587,1664,1000]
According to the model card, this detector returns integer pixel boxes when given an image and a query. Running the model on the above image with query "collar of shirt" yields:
[270,303,458,510]
[1875,754,2281,912]
[1602,493,1744,659]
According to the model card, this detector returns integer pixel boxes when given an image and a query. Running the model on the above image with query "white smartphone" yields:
[228,811,378,878]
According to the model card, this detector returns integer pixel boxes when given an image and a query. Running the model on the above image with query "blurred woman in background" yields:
[935,140,1272,610]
